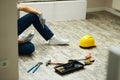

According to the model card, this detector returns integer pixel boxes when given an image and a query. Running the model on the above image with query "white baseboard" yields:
[87,7,105,12]
[87,7,120,16]
[105,7,120,16]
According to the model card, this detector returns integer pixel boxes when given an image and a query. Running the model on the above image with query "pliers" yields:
[27,62,43,73]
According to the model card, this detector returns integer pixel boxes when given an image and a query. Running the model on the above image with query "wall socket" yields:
[0,59,8,69]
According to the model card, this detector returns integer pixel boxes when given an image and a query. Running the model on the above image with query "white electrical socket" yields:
[0,59,8,68]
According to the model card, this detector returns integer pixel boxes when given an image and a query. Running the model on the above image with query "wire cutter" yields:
[27,62,43,73]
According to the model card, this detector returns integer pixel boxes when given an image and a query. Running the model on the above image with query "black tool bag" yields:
[54,60,84,75]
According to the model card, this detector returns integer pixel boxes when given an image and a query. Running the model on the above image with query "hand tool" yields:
[75,53,92,60]
[46,60,64,66]
[46,53,94,66]
[84,59,95,65]
[69,53,92,61]
[27,62,43,73]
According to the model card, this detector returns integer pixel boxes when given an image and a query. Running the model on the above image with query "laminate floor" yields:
[19,11,120,80]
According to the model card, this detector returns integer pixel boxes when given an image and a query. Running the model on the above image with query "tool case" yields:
[54,60,84,75]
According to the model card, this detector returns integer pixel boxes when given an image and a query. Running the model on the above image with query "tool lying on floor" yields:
[46,54,95,66]
[46,60,64,66]
[83,53,95,65]
[53,54,95,75]
[27,62,43,73]
[54,59,95,75]
[84,59,95,65]
[54,60,84,75]
[70,53,92,61]
[69,53,95,65]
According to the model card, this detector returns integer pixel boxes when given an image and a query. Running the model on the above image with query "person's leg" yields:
[18,42,35,55]
[18,13,69,45]
[18,30,35,43]
[25,13,69,44]
[18,13,54,40]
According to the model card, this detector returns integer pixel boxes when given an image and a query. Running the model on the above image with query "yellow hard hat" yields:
[79,35,96,48]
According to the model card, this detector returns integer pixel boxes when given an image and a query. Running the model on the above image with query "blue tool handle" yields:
[32,64,40,73]
[27,64,38,73]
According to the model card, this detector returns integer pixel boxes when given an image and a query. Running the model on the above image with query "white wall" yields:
[19,0,87,21]
[87,0,120,16]
[106,0,112,8]
[87,0,106,8]
[105,0,120,16]
[0,0,18,80]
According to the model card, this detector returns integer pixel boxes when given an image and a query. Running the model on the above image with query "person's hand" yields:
[18,38,24,44]
[38,14,46,24]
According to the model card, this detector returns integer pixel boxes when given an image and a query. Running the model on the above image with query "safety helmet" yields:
[79,34,96,48]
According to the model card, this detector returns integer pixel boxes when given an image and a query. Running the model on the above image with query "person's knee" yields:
[28,13,38,20]
[27,42,35,54]
[19,42,35,55]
